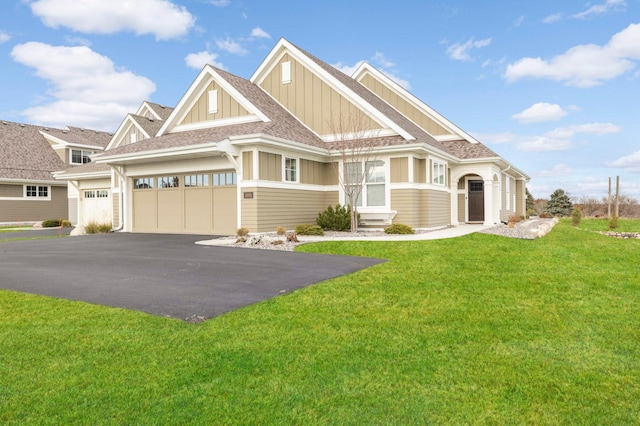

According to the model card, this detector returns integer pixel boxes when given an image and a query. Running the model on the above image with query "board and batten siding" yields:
[241,186,338,232]
[180,80,250,125]
[390,157,409,183]
[300,159,336,185]
[242,151,253,180]
[0,184,23,197]
[258,152,282,181]
[414,158,426,183]
[259,54,379,136]
[359,74,452,137]
[458,193,466,223]
[0,185,67,222]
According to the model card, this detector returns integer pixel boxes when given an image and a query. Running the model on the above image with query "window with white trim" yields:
[432,161,446,186]
[184,174,209,187]
[284,157,298,182]
[344,160,386,207]
[281,61,291,84]
[208,90,218,114]
[71,149,93,165]
[25,185,49,198]
[212,172,237,186]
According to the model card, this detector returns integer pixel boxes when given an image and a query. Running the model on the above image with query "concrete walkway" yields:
[197,223,494,247]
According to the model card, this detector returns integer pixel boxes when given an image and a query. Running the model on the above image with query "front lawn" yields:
[577,216,640,232]
[1,221,638,423]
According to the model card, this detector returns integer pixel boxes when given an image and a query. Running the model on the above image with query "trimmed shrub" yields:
[276,226,287,236]
[609,215,619,230]
[237,227,249,237]
[571,208,582,227]
[295,224,324,236]
[42,219,61,228]
[384,223,415,234]
[316,204,358,231]
[61,219,72,228]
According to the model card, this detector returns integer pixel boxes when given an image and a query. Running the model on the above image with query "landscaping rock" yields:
[70,226,86,236]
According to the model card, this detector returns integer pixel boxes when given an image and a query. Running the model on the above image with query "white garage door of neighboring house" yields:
[132,172,237,235]
[83,189,112,225]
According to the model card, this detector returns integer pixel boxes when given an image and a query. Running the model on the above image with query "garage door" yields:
[132,172,237,235]
[83,189,112,225]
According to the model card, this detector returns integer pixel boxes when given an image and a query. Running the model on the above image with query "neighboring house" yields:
[0,120,110,223]
[57,38,529,235]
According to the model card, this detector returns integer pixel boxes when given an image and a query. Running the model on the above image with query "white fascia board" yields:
[327,142,460,163]
[458,157,530,180]
[229,133,328,157]
[169,115,263,133]
[94,142,222,164]
[39,132,105,150]
[158,65,270,137]
[250,39,414,141]
[54,171,111,181]
[321,128,398,142]
[106,115,151,151]
[352,62,481,144]
[0,177,65,186]
[136,102,163,120]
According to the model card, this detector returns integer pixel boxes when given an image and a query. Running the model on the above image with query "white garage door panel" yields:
[83,190,112,225]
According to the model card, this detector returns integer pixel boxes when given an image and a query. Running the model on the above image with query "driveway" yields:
[0,233,384,321]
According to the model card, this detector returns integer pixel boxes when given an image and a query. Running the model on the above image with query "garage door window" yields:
[85,190,95,198]
[158,176,180,188]
[134,177,154,189]
[184,174,209,187]
[97,190,109,198]
[213,172,237,186]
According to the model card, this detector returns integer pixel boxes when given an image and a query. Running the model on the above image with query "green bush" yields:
[316,204,358,231]
[295,224,324,236]
[384,223,415,234]
[237,227,249,237]
[61,219,72,228]
[571,208,582,227]
[42,219,61,228]
[609,215,619,230]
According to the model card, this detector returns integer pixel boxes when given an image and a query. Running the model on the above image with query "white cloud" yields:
[11,42,155,131]
[514,15,525,27]
[608,151,640,171]
[505,23,640,87]
[446,37,492,61]
[250,27,271,39]
[538,164,573,177]
[29,0,195,40]
[208,0,229,6]
[512,102,568,123]
[573,0,626,19]
[373,52,395,68]
[0,31,10,43]
[517,122,619,151]
[542,13,562,24]
[333,60,365,77]
[185,51,225,70]
[216,37,248,55]
[334,52,411,90]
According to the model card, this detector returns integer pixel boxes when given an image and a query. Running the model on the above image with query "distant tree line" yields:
[527,188,640,218]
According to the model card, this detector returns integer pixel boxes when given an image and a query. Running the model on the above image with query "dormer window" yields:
[71,149,92,165]
[208,89,218,114]
[281,61,291,84]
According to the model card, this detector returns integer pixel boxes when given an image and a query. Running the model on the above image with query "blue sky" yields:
[1,0,639,200]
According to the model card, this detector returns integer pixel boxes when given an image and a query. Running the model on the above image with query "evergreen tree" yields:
[545,189,573,217]
[526,188,535,214]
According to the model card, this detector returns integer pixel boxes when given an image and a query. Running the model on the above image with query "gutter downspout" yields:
[111,166,126,232]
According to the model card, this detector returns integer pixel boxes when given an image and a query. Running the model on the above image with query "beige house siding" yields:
[390,157,409,183]
[414,158,426,183]
[180,80,250,125]
[516,180,525,217]
[259,53,379,135]
[68,197,78,225]
[0,185,67,222]
[359,74,452,136]
[258,152,282,181]
[241,186,337,232]
[426,190,450,228]
[242,151,253,180]
[122,122,146,146]
[458,193,466,222]
[390,188,420,227]
[300,159,333,185]
[0,184,23,197]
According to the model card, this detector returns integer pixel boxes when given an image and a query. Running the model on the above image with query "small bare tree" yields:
[326,110,379,232]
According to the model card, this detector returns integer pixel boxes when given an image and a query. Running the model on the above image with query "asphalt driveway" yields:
[0,233,384,321]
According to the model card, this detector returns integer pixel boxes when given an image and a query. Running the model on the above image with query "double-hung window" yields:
[71,149,93,165]
[432,161,446,186]
[344,160,386,207]
[284,157,298,183]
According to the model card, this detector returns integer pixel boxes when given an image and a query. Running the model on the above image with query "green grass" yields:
[1,221,639,423]
[0,226,32,233]
[576,216,640,232]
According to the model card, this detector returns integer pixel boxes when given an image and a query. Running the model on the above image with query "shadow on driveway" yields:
[0,233,384,321]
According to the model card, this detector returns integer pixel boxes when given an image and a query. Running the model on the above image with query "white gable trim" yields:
[136,102,163,120]
[158,65,270,137]
[352,62,480,144]
[39,132,105,150]
[105,114,151,151]
[250,38,415,141]
[170,115,263,133]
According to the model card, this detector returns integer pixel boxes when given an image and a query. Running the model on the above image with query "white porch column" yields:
[484,179,495,225]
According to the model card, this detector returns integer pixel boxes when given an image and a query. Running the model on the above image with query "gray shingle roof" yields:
[56,161,111,177]
[44,126,112,149]
[0,120,67,181]
[145,102,174,121]
[130,114,164,138]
